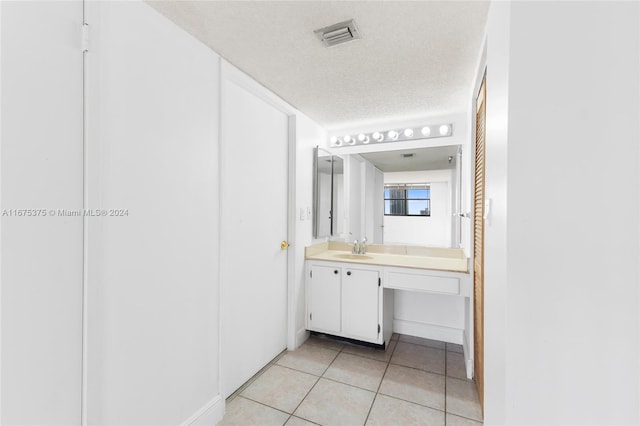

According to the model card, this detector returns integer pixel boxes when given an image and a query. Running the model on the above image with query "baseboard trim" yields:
[181,395,224,426]
[393,319,463,344]
[295,328,310,349]
[463,329,473,379]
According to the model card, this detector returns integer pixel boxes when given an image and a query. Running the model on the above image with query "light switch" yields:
[300,208,305,221]
[306,206,311,220]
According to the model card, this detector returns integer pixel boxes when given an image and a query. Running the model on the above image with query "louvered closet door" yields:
[473,75,486,410]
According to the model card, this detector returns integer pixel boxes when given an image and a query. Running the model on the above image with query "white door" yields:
[221,70,289,397]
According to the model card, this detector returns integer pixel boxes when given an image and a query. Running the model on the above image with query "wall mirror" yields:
[313,147,344,238]
[344,144,462,248]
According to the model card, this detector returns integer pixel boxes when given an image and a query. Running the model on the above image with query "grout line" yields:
[380,392,447,414]
[244,335,480,425]
[288,375,321,421]
[275,363,323,378]
[227,349,288,403]
[397,340,447,353]
[234,395,292,417]
[363,334,398,424]
[446,412,484,424]
[388,360,447,378]
[290,415,323,426]
[271,338,343,423]
[315,337,344,376]
[444,346,448,426]
[320,376,379,395]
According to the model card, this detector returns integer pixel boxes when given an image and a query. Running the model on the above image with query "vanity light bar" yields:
[329,124,453,148]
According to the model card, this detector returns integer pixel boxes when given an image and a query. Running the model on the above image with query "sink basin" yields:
[333,253,374,260]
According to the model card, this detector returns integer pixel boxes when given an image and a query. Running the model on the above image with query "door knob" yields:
[280,240,289,250]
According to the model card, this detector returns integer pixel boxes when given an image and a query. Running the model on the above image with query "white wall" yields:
[346,155,365,242]
[484,2,640,424]
[294,114,327,347]
[482,3,510,423]
[317,171,332,237]
[393,292,465,334]
[364,160,377,241]
[333,172,345,237]
[383,170,453,247]
[0,0,329,423]
[85,2,221,424]
[372,168,384,244]
[1,2,84,423]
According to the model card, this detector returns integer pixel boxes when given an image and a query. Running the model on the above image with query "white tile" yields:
[446,342,464,353]
[446,351,467,380]
[219,396,289,426]
[323,352,387,391]
[276,344,338,376]
[391,342,445,375]
[399,335,446,350]
[305,334,345,351]
[446,377,483,422]
[285,416,318,426]
[366,394,444,426]
[446,413,484,426]
[342,339,397,362]
[241,365,318,413]
[379,364,445,410]
[294,378,375,425]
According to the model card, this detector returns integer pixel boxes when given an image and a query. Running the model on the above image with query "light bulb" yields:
[361,136,370,144]
[403,128,414,138]
[372,132,384,142]
[334,139,343,147]
[387,130,399,140]
[357,133,366,142]
[343,135,351,143]
[439,125,450,136]
[330,136,338,145]
[421,126,431,137]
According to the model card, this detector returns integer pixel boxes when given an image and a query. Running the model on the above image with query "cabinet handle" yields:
[334,270,339,274]
[346,271,351,276]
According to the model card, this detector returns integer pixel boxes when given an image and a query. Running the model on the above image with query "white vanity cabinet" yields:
[306,261,392,345]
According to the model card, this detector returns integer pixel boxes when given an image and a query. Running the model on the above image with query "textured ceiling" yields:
[360,145,458,172]
[148,1,489,131]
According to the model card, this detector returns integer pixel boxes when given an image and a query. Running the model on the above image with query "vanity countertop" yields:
[305,242,469,273]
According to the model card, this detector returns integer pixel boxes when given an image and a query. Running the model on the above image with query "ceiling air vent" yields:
[315,19,361,47]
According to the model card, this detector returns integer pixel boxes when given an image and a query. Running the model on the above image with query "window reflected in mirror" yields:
[384,183,431,216]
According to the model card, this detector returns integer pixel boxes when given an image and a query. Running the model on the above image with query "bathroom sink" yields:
[333,253,374,260]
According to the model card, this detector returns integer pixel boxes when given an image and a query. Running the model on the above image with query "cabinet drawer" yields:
[385,271,459,295]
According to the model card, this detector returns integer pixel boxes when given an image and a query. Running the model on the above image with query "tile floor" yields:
[219,333,482,426]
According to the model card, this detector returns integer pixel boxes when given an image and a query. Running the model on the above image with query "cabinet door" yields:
[308,265,341,333]
[342,268,380,342]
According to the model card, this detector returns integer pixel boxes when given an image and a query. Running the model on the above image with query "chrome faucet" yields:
[352,237,367,255]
